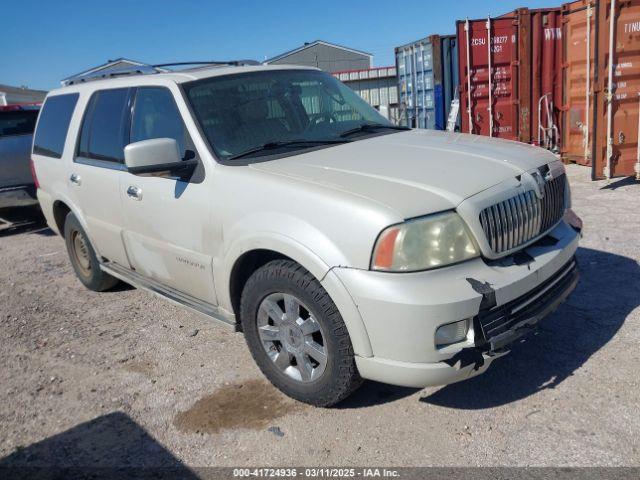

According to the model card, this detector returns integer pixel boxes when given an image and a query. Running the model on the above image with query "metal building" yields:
[265,40,372,72]
[0,84,47,105]
[333,67,400,123]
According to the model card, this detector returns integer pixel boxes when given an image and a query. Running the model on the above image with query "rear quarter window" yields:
[33,93,79,158]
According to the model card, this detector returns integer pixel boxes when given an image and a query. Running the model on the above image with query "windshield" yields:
[183,69,398,162]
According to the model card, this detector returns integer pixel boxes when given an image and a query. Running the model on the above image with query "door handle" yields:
[126,185,143,201]
[69,173,81,186]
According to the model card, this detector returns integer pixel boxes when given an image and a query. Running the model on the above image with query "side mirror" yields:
[124,138,196,176]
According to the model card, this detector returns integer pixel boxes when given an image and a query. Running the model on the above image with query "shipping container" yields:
[457,15,523,140]
[561,0,597,166]
[457,8,564,148]
[562,0,640,179]
[395,34,460,130]
[529,8,564,151]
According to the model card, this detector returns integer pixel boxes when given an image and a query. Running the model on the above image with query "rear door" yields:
[119,86,217,305]
[68,88,131,267]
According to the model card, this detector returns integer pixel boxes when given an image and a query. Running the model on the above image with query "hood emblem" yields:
[528,171,548,199]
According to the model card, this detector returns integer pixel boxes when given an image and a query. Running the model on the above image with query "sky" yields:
[3,0,557,91]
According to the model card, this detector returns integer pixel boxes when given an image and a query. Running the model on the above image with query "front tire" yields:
[63,212,119,292]
[240,259,362,407]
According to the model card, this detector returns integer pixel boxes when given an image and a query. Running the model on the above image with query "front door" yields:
[119,86,217,305]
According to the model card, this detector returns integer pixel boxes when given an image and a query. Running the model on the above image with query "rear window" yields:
[0,110,38,138]
[33,94,79,158]
[77,88,130,162]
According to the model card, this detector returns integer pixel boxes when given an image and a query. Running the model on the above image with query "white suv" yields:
[32,63,581,406]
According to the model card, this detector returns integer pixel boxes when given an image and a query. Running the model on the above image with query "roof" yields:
[265,40,373,63]
[0,84,48,96]
[49,64,321,95]
[61,58,154,85]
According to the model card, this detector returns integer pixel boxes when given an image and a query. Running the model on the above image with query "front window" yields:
[183,69,401,162]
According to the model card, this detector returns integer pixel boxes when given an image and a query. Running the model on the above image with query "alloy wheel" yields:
[257,292,328,383]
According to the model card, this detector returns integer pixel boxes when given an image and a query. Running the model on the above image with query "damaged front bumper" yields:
[337,220,580,389]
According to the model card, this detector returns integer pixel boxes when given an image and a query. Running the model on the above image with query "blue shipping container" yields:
[395,34,459,130]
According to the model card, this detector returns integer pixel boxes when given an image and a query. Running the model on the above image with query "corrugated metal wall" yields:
[334,67,401,123]
[561,0,640,180]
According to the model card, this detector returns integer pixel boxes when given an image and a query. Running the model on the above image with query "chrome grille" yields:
[479,173,566,254]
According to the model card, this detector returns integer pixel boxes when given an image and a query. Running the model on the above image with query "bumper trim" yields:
[354,351,507,389]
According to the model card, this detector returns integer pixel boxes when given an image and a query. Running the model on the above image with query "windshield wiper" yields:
[339,123,410,138]
[227,139,350,160]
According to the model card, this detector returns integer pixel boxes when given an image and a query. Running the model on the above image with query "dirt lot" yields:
[0,165,638,469]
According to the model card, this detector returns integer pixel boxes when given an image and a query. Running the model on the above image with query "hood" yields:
[250,129,558,219]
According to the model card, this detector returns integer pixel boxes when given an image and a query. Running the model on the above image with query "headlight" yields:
[371,211,479,272]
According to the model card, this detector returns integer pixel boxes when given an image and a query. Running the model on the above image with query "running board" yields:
[100,262,239,331]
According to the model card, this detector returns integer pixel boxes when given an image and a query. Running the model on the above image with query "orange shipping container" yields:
[562,0,640,179]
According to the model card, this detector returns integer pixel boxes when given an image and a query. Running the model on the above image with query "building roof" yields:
[61,58,153,85]
[0,84,48,96]
[265,40,372,63]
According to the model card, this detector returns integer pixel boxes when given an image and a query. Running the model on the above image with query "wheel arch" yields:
[221,234,373,357]
[52,200,71,237]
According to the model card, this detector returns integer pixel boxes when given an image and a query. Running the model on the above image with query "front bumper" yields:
[0,184,37,209]
[335,220,580,388]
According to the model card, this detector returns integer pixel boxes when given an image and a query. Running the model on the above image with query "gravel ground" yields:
[0,164,638,469]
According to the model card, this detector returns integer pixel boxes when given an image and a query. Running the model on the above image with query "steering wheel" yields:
[307,112,337,130]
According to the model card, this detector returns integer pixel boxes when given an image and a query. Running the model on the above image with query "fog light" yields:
[435,319,470,347]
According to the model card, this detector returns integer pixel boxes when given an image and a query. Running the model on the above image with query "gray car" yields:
[32,64,581,406]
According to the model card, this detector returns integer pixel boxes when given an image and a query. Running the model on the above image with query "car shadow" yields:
[0,412,199,479]
[0,206,52,237]
[337,380,419,408]
[419,246,638,409]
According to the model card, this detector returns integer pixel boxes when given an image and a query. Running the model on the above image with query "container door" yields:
[458,17,520,139]
[531,8,563,151]
[441,36,460,131]
[595,0,640,179]
[561,0,596,166]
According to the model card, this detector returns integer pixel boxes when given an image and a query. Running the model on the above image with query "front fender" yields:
[217,228,373,357]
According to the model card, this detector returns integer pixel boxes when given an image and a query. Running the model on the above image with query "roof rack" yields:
[65,60,260,85]
[153,60,260,68]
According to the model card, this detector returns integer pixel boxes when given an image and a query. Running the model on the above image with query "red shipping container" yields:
[457,15,523,141]
[457,8,564,150]
[530,8,564,151]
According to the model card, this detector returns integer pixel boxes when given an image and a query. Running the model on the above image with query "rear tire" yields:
[240,259,362,407]
[63,212,119,292]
